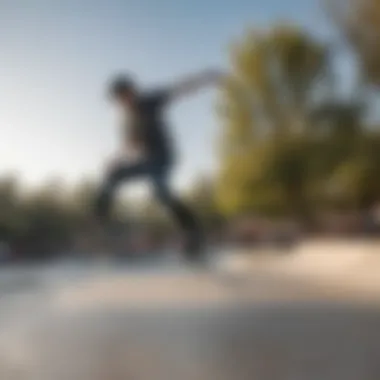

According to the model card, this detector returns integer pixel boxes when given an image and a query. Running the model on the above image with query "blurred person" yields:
[95,69,225,263]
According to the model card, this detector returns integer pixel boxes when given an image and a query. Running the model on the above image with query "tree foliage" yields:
[325,0,380,85]
[216,23,380,222]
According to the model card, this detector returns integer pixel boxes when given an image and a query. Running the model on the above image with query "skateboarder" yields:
[95,69,225,261]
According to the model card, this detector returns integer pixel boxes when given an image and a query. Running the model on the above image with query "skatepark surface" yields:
[0,240,379,380]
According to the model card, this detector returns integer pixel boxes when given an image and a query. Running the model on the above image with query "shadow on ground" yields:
[1,300,380,380]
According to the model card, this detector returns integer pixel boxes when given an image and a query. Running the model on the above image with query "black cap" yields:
[108,74,135,97]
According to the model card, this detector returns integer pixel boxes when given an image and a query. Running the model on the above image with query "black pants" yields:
[95,158,200,234]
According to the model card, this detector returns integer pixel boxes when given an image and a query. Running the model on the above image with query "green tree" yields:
[0,175,25,240]
[325,0,380,85]
[217,24,332,221]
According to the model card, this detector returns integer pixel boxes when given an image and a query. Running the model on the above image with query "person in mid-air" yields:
[95,69,225,262]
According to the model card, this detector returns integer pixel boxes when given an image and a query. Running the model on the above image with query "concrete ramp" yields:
[1,300,380,380]
[231,240,380,296]
[1,244,380,380]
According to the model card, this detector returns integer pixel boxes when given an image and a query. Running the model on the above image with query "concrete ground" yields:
[0,243,379,380]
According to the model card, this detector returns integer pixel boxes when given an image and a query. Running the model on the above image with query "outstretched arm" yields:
[166,68,227,101]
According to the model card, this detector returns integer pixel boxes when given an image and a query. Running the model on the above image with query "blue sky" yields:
[0,0,326,190]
